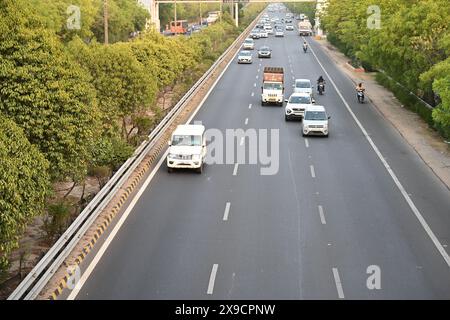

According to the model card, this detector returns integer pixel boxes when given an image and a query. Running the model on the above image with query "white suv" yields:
[293,79,313,96]
[167,125,206,173]
[285,92,314,121]
[302,105,330,137]
[242,38,254,50]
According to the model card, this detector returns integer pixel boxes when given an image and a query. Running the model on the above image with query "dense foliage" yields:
[321,0,450,138]
[0,0,264,274]
[284,2,317,26]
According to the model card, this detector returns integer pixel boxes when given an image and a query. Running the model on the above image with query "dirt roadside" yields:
[314,38,450,191]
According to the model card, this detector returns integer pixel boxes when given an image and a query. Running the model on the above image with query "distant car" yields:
[275,27,284,37]
[242,38,255,50]
[285,92,314,121]
[250,30,260,39]
[302,105,330,137]
[293,79,313,96]
[259,30,268,38]
[258,46,272,58]
[264,25,273,35]
[237,50,253,64]
[285,25,294,31]
[285,18,292,23]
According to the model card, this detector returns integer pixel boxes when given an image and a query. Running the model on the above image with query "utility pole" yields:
[103,0,109,44]
[174,0,177,22]
[199,2,202,25]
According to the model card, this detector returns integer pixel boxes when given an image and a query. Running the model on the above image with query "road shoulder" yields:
[314,37,450,191]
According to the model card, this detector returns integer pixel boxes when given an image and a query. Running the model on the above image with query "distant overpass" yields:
[138,0,317,31]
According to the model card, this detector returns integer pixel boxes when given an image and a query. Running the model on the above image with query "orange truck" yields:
[261,67,285,106]
[168,20,189,35]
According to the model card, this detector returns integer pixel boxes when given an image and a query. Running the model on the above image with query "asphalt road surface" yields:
[69,9,450,300]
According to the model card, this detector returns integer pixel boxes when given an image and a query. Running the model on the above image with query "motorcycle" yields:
[303,45,308,53]
[318,82,325,95]
[357,90,365,103]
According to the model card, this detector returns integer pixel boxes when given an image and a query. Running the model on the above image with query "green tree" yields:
[0,0,100,181]
[68,38,155,138]
[0,116,50,272]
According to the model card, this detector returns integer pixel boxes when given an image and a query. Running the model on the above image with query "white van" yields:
[302,105,330,137]
[167,125,206,173]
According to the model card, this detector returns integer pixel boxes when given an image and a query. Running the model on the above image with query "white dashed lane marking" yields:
[207,264,219,294]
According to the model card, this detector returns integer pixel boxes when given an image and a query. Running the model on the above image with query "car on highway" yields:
[275,27,284,37]
[258,46,272,58]
[293,79,313,96]
[242,38,254,50]
[285,24,294,31]
[237,50,253,64]
[302,105,330,137]
[167,124,206,173]
[259,29,268,38]
[284,92,314,121]
[250,29,260,39]
[264,25,273,35]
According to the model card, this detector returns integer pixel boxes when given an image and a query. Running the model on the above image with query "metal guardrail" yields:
[8,10,263,300]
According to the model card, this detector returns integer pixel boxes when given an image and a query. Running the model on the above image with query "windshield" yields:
[296,81,310,88]
[289,96,311,104]
[240,51,251,56]
[304,111,327,120]
[263,83,282,90]
[259,47,269,51]
[171,135,202,146]
[244,39,253,43]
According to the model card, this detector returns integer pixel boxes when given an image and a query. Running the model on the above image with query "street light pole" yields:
[104,0,109,44]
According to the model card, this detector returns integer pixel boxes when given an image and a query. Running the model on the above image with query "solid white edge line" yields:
[332,267,345,299]
[233,163,239,176]
[68,151,168,300]
[310,165,316,178]
[207,264,219,295]
[223,202,231,221]
[318,205,326,225]
[67,33,244,300]
[308,38,450,268]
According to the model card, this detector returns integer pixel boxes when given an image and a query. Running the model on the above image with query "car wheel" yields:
[261,101,265,106]
[168,167,173,173]
[285,115,289,121]
[196,164,203,174]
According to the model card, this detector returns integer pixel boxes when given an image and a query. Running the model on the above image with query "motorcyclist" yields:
[356,82,365,102]
[317,76,325,92]
[356,82,365,92]
[302,41,308,52]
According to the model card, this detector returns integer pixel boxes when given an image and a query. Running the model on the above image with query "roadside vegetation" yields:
[284,2,317,26]
[321,0,450,139]
[0,0,265,283]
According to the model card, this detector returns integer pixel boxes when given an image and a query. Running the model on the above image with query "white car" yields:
[264,25,273,35]
[242,38,254,50]
[302,105,330,137]
[285,25,294,31]
[237,50,252,64]
[293,79,313,96]
[275,28,284,37]
[259,30,268,38]
[285,92,314,121]
[167,125,206,173]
